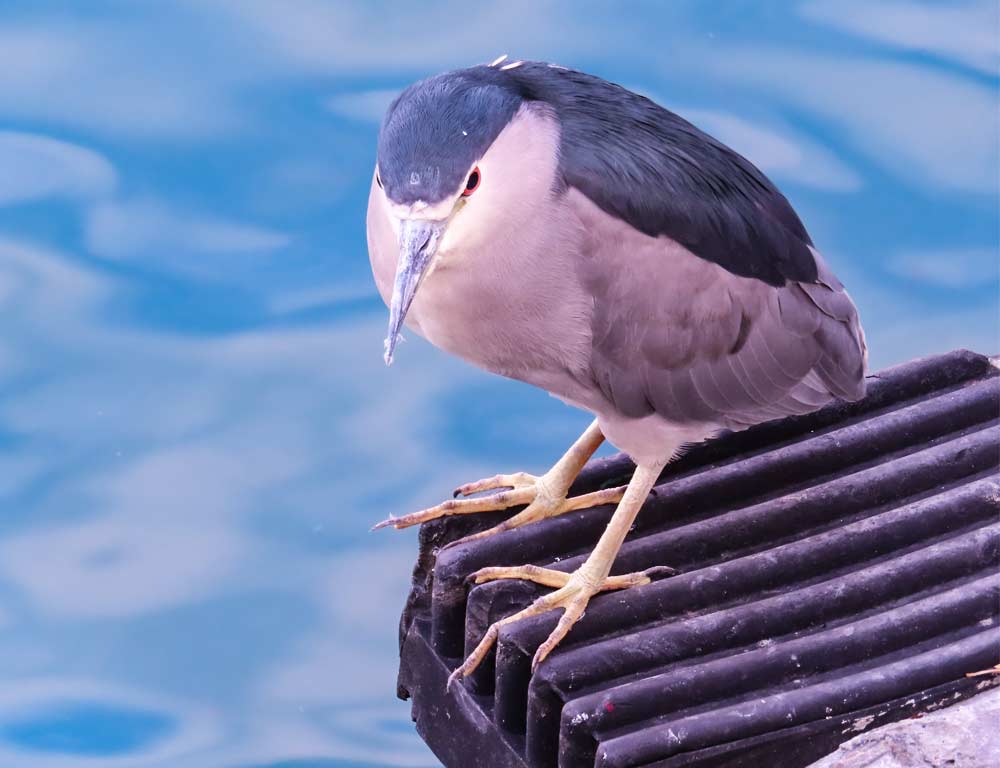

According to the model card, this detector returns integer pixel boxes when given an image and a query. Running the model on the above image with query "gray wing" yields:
[585,235,867,431]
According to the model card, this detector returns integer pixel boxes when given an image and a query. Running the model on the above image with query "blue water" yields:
[0,2,996,766]
[3,702,173,756]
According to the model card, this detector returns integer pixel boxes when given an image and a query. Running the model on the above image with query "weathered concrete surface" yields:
[809,683,1000,768]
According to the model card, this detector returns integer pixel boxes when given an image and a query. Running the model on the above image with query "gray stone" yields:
[809,683,1000,768]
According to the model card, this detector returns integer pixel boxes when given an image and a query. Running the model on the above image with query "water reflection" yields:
[3,702,173,757]
[0,679,220,766]
[0,1,996,766]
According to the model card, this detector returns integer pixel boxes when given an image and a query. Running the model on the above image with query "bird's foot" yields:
[371,469,625,542]
[446,563,673,690]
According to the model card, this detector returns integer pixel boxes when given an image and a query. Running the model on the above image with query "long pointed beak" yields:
[384,218,445,365]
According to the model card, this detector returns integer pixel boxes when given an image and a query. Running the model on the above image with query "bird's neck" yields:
[407,214,592,386]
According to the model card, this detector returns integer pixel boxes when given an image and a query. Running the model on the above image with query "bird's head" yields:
[370,61,559,364]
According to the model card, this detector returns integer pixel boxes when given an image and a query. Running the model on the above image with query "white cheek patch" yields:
[433,105,560,259]
[483,104,561,197]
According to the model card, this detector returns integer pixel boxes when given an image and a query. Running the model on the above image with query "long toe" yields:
[447,485,627,545]
[448,564,670,687]
[374,474,625,539]
[371,484,537,530]
[453,472,537,498]
[446,580,591,688]
[532,590,590,670]
[377,422,614,536]
[372,421,620,543]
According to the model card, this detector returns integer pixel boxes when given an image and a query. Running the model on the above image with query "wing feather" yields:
[586,245,866,430]
[575,190,866,430]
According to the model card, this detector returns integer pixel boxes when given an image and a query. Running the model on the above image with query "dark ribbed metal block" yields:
[396,350,1000,768]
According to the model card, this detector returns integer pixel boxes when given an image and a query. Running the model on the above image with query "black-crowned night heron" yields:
[368,58,867,688]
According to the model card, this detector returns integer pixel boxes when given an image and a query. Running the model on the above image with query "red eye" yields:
[462,167,481,196]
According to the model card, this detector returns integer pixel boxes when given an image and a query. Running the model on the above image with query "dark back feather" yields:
[378,61,818,286]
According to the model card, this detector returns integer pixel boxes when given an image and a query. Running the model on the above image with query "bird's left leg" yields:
[373,419,626,539]
[447,460,667,689]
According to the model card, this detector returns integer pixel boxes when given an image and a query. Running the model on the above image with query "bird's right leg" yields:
[372,419,626,541]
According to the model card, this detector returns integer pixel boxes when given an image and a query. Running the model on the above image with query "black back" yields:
[377,61,818,286]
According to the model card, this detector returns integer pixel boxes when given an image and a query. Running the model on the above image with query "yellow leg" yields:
[373,420,626,540]
[447,460,667,689]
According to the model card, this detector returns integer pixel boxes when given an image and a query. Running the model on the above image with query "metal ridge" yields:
[396,349,1000,768]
